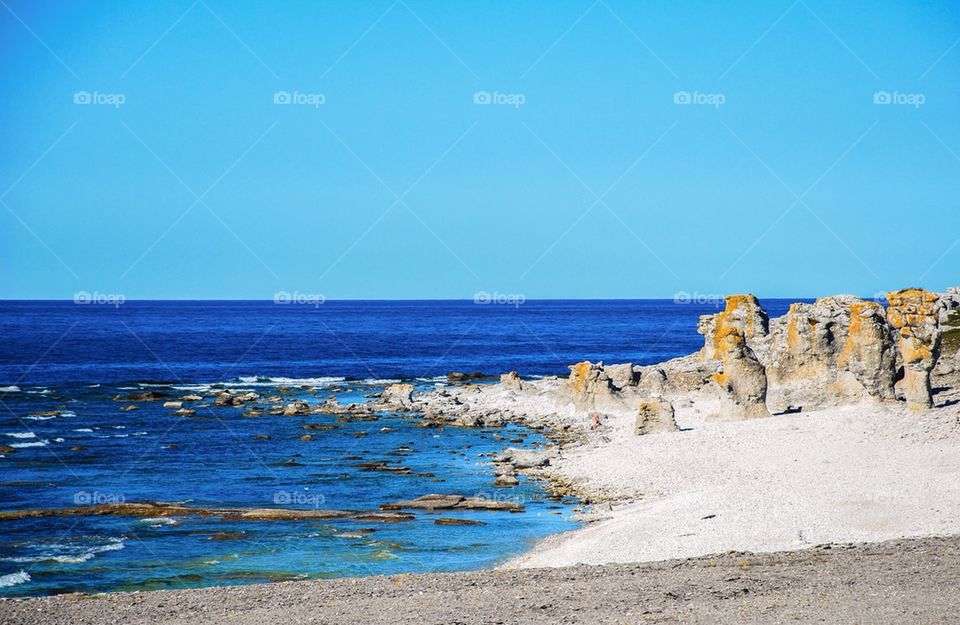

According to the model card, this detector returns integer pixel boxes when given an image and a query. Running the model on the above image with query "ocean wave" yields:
[5,432,36,439]
[139,517,178,526]
[234,376,347,387]
[25,415,56,421]
[0,571,30,588]
[0,385,20,393]
[73,428,94,433]
[2,538,125,565]
[10,440,48,448]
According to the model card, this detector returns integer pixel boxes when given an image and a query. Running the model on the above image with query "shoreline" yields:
[3,534,958,624]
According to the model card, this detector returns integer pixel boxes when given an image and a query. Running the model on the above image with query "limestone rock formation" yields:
[886,289,942,411]
[635,398,678,435]
[568,361,623,412]
[766,296,897,411]
[604,363,638,390]
[499,371,523,391]
[699,295,771,419]
[381,383,415,409]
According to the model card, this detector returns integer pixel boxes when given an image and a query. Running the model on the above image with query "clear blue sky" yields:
[1,0,958,299]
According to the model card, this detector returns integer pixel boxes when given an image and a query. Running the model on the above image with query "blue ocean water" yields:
[0,299,799,597]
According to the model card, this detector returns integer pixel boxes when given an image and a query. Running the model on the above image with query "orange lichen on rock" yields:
[886,289,942,411]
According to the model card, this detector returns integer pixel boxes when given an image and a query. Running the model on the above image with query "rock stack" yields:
[886,289,942,412]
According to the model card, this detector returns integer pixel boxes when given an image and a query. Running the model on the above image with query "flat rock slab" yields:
[380,494,524,512]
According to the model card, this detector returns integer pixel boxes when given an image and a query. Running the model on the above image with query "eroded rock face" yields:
[887,289,942,411]
[568,361,621,412]
[635,398,677,435]
[766,296,897,411]
[699,295,770,419]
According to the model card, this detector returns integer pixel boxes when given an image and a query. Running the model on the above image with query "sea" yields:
[0,299,801,597]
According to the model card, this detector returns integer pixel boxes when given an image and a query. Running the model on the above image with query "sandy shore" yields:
[3,535,957,624]
[507,391,960,568]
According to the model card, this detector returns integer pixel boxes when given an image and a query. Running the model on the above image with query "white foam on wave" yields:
[5,432,36,439]
[234,376,347,387]
[10,440,48,448]
[73,428,94,433]
[0,385,20,393]
[140,517,178,526]
[25,415,56,421]
[0,571,30,588]
[26,389,51,395]
[2,538,125,565]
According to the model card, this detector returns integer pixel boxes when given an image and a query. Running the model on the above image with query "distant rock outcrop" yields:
[699,295,771,419]
[887,289,942,411]
[499,371,523,391]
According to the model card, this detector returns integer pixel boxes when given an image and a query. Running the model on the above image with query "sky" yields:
[0,0,958,300]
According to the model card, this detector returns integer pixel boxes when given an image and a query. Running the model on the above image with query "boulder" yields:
[887,288,942,411]
[499,371,523,391]
[163,401,182,409]
[282,400,311,416]
[635,398,678,435]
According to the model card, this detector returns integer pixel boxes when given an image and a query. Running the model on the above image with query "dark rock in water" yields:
[119,405,139,412]
[351,511,415,523]
[355,461,412,474]
[68,446,86,452]
[434,518,486,526]
[280,459,304,467]
[303,423,336,430]
[0,445,16,454]
[299,434,315,442]
[495,474,520,487]
[447,371,486,382]
[381,494,464,510]
[114,391,167,402]
[174,408,196,417]
[180,394,203,402]
[251,434,272,440]
[381,494,524,512]
[208,531,249,541]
